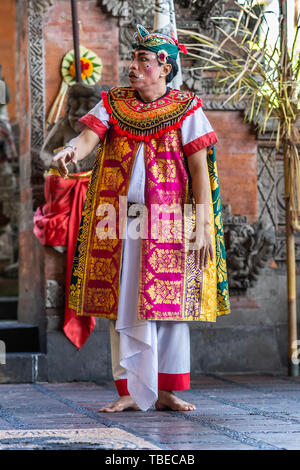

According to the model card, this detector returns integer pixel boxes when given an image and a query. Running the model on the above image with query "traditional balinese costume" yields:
[68,26,230,410]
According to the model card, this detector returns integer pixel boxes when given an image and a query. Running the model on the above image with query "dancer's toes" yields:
[155,391,196,412]
[99,396,140,412]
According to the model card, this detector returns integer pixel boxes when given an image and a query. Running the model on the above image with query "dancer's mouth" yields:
[129,72,143,80]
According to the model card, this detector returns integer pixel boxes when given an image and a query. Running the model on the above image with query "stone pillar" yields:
[17,0,49,351]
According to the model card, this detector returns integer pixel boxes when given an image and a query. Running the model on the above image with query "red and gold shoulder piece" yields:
[101,86,202,142]
[108,86,194,105]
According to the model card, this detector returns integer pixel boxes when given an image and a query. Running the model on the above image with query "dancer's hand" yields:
[189,226,214,270]
[52,146,78,178]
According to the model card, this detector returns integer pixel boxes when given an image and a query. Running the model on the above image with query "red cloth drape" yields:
[33,173,96,349]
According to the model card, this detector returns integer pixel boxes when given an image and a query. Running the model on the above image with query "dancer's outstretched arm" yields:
[52,127,100,178]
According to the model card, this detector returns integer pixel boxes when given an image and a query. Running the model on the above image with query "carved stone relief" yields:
[32,0,54,14]
[222,204,276,293]
[176,0,227,38]
[45,279,65,308]
[273,156,300,266]
[98,0,238,95]
[97,0,129,19]
[257,146,277,231]
[27,0,50,208]
[274,230,300,266]
[257,147,300,267]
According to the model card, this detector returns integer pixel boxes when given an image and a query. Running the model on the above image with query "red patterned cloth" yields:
[33,172,96,349]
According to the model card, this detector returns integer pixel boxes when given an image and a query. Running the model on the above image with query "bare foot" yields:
[99,395,140,412]
[155,391,196,411]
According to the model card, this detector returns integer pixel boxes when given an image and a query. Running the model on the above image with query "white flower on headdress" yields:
[157,50,168,64]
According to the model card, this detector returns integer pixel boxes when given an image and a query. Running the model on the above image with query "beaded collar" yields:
[101,86,202,142]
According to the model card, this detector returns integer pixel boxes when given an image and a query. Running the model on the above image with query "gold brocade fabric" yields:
[68,128,231,322]
[69,132,140,318]
[44,168,93,180]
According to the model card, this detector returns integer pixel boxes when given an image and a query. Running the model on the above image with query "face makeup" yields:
[128,51,161,84]
[128,71,144,80]
[144,55,156,74]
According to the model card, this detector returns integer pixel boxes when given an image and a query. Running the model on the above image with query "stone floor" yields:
[0,374,300,450]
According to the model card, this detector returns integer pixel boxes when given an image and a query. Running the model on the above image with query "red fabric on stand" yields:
[63,176,96,349]
[33,173,96,349]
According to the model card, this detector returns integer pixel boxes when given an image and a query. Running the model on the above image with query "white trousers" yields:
[109,219,190,411]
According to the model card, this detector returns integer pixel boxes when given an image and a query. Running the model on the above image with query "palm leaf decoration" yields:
[179,0,300,231]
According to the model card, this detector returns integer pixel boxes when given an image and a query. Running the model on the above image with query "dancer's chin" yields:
[129,78,144,90]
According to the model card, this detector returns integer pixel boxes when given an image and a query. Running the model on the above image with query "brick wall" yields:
[206,110,258,224]
[0,0,17,121]
[44,0,119,119]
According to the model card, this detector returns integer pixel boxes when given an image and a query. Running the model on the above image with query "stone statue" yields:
[0,65,17,175]
[40,82,111,173]
[0,65,18,279]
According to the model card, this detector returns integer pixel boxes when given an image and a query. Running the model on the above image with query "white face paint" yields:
[128,51,159,84]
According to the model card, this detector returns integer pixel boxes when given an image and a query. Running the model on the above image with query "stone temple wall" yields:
[1,0,298,382]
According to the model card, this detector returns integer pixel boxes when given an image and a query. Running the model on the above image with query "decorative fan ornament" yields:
[61,45,102,85]
[46,45,102,126]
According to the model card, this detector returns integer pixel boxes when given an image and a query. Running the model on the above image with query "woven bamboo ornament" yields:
[46,45,102,127]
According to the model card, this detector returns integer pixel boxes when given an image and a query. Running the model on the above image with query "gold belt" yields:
[43,167,93,180]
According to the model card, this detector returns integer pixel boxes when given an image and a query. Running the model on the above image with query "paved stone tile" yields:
[134,424,217,434]
[207,375,300,395]
[169,435,256,450]
[140,431,222,445]
[0,428,160,450]
[1,376,300,449]
[223,374,299,384]
[191,376,228,386]
[171,444,255,449]
[16,419,101,427]
[98,414,186,426]
[183,405,251,417]
[212,416,300,433]
[247,432,300,450]
[25,423,107,430]
[0,417,15,430]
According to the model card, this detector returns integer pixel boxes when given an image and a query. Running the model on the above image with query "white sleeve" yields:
[78,99,110,139]
[181,105,218,157]
[86,100,110,128]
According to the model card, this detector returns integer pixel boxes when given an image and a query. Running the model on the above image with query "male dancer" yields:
[53,25,230,412]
